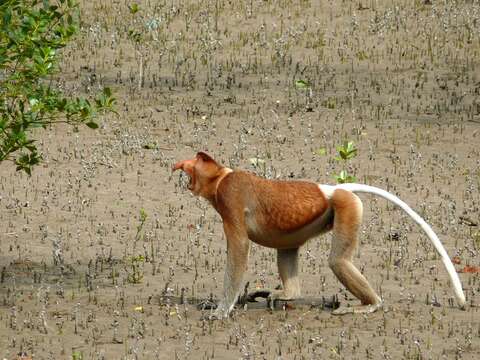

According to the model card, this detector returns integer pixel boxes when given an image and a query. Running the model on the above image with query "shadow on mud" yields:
[1,260,341,312]
[0,256,124,304]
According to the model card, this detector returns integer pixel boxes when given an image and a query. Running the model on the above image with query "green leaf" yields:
[3,9,12,25]
[15,150,41,176]
[333,170,356,184]
[0,118,6,131]
[29,98,39,107]
[127,29,141,42]
[295,79,309,89]
[72,351,83,360]
[142,143,155,150]
[128,3,139,14]
[103,87,112,97]
[139,208,147,222]
[85,121,98,129]
[336,141,357,161]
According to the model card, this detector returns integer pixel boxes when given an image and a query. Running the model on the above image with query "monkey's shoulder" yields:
[216,170,255,195]
[214,171,254,218]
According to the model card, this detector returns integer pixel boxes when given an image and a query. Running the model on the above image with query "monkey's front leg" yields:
[212,223,250,319]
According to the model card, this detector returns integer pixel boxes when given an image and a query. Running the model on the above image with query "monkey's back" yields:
[253,176,330,232]
[218,171,330,233]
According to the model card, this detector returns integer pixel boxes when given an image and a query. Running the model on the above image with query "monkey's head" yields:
[172,152,224,198]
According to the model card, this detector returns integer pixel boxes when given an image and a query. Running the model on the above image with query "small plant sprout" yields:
[295,79,314,111]
[124,208,148,283]
[133,208,148,251]
[333,141,358,184]
[295,79,310,90]
[334,170,357,184]
[128,2,139,14]
[336,141,358,161]
[126,255,145,284]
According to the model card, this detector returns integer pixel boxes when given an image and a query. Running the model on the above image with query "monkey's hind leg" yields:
[268,248,301,308]
[328,189,382,315]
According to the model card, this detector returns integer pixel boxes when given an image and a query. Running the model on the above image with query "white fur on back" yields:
[318,184,336,199]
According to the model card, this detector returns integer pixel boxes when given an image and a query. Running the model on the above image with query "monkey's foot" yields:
[331,301,382,316]
[267,290,299,310]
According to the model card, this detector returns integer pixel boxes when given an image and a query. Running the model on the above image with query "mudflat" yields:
[1,1,479,359]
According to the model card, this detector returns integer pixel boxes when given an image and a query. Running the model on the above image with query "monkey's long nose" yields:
[172,161,184,172]
[172,159,195,172]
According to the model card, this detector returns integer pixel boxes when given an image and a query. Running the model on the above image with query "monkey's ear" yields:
[196,151,215,163]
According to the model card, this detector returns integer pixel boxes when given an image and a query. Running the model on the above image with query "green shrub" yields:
[0,0,116,174]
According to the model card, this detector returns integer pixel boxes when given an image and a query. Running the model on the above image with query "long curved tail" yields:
[335,183,466,308]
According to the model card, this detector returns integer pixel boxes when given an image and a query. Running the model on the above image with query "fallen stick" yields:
[156,292,340,311]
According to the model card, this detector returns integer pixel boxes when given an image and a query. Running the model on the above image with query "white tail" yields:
[336,183,466,308]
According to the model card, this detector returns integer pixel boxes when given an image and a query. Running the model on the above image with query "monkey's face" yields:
[173,157,197,190]
[173,152,222,197]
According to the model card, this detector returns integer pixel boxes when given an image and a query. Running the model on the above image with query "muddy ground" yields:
[1,0,480,359]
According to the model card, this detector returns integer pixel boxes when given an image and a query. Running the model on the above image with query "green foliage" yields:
[334,169,357,184]
[336,141,357,161]
[322,97,336,109]
[333,141,357,184]
[71,351,83,360]
[126,254,145,284]
[127,2,143,44]
[295,79,310,90]
[124,208,148,284]
[136,208,148,240]
[0,0,116,174]
[356,50,369,61]
[128,2,140,14]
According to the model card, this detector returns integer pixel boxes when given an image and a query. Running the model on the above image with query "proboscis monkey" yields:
[173,152,466,318]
